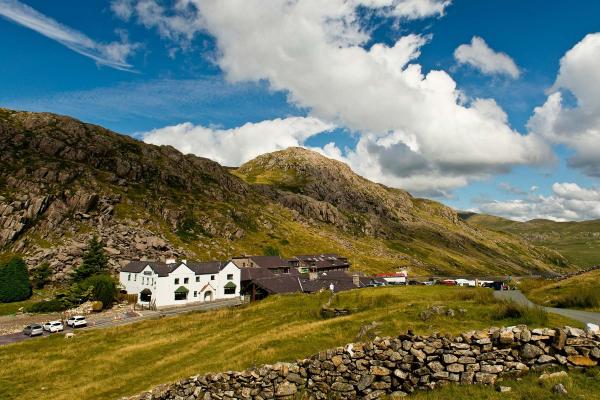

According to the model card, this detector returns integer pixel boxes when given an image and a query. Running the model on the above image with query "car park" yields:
[23,324,44,337]
[43,320,64,332]
[66,315,87,328]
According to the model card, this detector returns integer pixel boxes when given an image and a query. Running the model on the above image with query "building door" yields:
[140,289,152,303]
[204,290,213,302]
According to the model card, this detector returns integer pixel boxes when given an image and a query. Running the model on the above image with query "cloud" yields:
[498,182,527,196]
[115,0,551,194]
[141,117,335,166]
[389,0,451,19]
[528,33,600,177]
[454,36,521,78]
[477,182,600,222]
[0,0,138,71]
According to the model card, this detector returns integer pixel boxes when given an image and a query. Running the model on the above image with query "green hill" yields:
[0,108,573,278]
[460,213,600,267]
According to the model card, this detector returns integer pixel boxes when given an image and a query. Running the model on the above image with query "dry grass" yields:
[0,286,580,400]
[522,270,600,311]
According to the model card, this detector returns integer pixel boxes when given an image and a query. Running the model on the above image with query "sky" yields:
[1,0,600,222]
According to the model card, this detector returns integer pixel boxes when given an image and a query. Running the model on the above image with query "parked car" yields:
[43,320,64,333]
[23,324,44,337]
[66,315,87,328]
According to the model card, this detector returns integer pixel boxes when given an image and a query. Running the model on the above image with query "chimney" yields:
[352,274,360,287]
[181,259,187,265]
[166,258,176,264]
[309,271,318,281]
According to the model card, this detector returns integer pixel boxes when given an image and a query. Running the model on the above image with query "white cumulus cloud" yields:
[528,33,600,177]
[115,0,551,195]
[142,117,335,166]
[477,182,600,222]
[0,0,139,71]
[454,36,521,78]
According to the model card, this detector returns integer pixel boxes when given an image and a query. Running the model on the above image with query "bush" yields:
[26,298,68,313]
[494,300,549,326]
[0,256,32,303]
[31,262,52,289]
[80,274,117,309]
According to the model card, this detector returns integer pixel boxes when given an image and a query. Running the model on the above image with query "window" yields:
[184,278,189,284]
[128,274,131,281]
[134,274,137,281]
[196,276,200,282]
[193,291,197,297]
[227,274,234,280]
[224,287,235,295]
[174,278,179,285]
[211,275,215,280]
[174,292,187,301]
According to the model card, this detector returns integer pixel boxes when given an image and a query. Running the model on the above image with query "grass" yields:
[0,286,579,400]
[409,367,600,400]
[521,270,600,311]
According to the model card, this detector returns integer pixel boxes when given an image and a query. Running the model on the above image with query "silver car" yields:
[23,324,44,337]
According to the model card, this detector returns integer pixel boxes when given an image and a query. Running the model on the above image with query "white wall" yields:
[119,261,241,308]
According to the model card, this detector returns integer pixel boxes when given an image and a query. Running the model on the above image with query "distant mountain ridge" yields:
[0,108,573,280]
[459,212,600,268]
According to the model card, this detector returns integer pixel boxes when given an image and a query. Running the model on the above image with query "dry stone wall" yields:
[125,325,600,400]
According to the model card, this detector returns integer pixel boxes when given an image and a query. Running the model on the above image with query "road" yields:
[0,297,245,346]
[494,290,600,326]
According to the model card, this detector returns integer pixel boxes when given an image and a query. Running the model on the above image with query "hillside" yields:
[460,212,600,267]
[0,108,572,279]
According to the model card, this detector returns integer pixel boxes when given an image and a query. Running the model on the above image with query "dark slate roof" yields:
[248,256,289,269]
[298,270,364,293]
[251,275,303,294]
[122,260,233,277]
[241,267,276,281]
[294,254,350,269]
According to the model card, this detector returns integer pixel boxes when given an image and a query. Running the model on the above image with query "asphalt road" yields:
[0,297,244,346]
[494,290,600,326]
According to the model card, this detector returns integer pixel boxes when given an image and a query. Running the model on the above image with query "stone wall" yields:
[125,325,600,400]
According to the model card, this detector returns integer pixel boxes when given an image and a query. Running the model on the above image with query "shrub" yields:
[0,256,32,303]
[72,236,108,282]
[31,262,52,289]
[494,300,549,326]
[80,274,118,309]
[263,245,280,256]
[26,298,68,313]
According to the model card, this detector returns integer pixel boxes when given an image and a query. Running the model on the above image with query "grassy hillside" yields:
[460,213,600,268]
[0,286,578,400]
[0,109,573,278]
[521,269,600,311]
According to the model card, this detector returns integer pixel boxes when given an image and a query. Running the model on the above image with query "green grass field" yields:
[0,286,580,400]
[520,270,600,312]
[0,287,58,316]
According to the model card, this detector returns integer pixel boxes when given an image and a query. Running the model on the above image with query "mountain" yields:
[459,212,600,267]
[0,108,572,281]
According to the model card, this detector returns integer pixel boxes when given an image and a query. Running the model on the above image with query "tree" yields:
[72,236,108,282]
[80,275,117,309]
[31,262,52,289]
[0,256,32,303]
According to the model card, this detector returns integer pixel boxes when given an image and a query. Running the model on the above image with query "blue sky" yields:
[1,0,600,221]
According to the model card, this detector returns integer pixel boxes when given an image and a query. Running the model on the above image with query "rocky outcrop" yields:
[125,325,600,400]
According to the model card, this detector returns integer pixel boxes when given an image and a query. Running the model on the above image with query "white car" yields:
[43,320,64,332]
[66,315,87,328]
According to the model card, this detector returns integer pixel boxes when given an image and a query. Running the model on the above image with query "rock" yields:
[552,383,568,395]
[567,355,598,367]
[357,374,375,391]
[447,363,465,373]
[475,373,496,385]
[539,371,568,381]
[521,343,544,359]
[537,355,555,364]
[586,323,599,334]
[499,330,514,344]
[331,355,343,367]
[496,386,512,393]
[442,354,458,364]
[370,366,391,376]
[275,382,297,397]
[331,382,354,392]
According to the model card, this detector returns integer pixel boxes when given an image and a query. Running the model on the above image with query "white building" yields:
[377,271,408,285]
[119,259,240,308]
